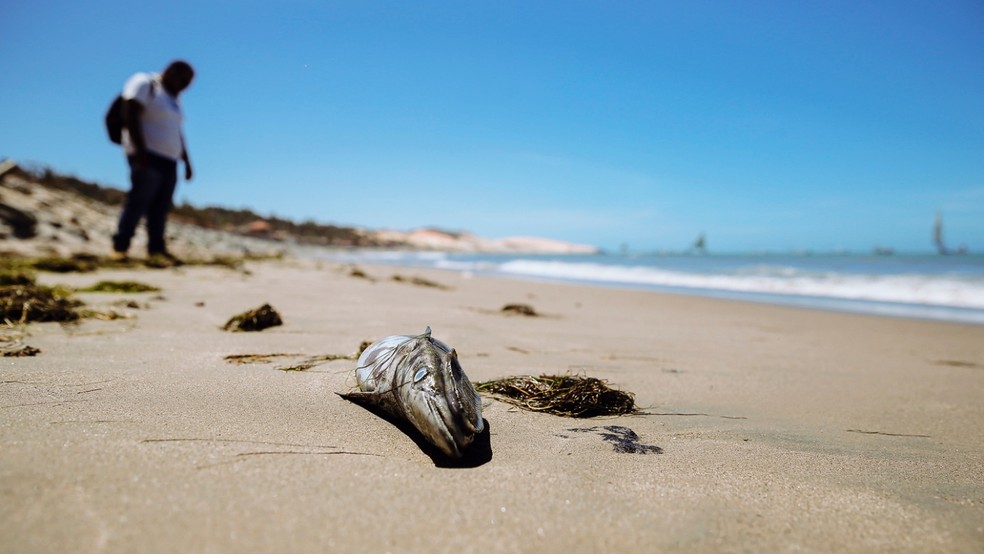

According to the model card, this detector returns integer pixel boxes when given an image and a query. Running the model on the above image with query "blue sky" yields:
[2,1,982,253]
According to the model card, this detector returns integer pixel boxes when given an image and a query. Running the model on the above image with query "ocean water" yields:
[313,250,984,325]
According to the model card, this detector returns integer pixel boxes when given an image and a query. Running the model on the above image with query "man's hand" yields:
[181,138,192,182]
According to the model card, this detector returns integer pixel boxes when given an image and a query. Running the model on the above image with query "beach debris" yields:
[349,266,373,280]
[0,253,283,275]
[1,282,82,323]
[79,307,136,321]
[225,341,367,371]
[31,255,99,273]
[0,270,35,286]
[0,272,136,323]
[77,280,161,293]
[192,256,242,270]
[224,352,353,371]
[390,274,451,290]
[225,353,305,364]
[339,327,484,459]
[144,256,182,269]
[475,374,639,418]
[222,303,283,332]
[277,353,355,372]
[565,425,662,454]
[1,254,118,273]
[1,343,41,357]
[501,303,539,316]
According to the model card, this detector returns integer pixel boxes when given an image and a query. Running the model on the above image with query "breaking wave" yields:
[318,250,984,324]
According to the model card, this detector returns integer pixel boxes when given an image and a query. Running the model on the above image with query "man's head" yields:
[161,60,195,96]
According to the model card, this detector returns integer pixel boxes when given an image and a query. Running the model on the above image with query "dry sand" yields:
[1,259,982,553]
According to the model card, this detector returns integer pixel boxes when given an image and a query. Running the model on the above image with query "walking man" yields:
[112,60,195,263]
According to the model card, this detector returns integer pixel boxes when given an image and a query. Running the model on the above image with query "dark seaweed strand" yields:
[475,375,638,417]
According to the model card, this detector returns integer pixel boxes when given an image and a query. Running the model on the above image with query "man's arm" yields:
[122,99,147,167]
[180,134,193,181]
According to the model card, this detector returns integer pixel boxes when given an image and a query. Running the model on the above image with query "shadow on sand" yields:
[338,396,492,468]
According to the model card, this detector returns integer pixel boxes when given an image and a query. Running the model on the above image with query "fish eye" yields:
[413,368,428,383]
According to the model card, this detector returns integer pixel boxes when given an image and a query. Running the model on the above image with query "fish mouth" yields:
[422,396,477,458]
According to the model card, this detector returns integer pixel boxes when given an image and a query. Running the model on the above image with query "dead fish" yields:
[340,327,484,458]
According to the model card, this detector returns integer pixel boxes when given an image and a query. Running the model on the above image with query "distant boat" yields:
[933,211,968,255]
[873,246,895,256]
[690,233,707,254]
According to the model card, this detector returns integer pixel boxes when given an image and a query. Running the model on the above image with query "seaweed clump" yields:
[2,344,41,357]
[222,303,283,332]
[0,282,82,323]
[78,280,161,293]
[31,255,100,273]
[0,271,36,286]
[390,274,451,290]
[501,303,538,316]
[476,374,639,418]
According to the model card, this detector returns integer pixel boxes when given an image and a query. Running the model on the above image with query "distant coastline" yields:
[0,160,598,257]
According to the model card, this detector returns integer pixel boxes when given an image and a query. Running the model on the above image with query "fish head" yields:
[400,335,484,458]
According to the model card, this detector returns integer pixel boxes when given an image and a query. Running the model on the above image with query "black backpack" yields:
[104,95,125,144]
[105,79,157,144]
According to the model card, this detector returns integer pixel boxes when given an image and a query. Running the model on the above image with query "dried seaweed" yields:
[225,342,367,371]
[501,303,538,316]
[0,271,35,286]
[276,353,354,372]
[390,274,451,290]
[222,303,283,332]
[0,283,82,323]
[143,256,182,269]
[2,344,41,357]
[475,373,639,417]
[30,255,99,273]
[77,280,161,293]
[224,353,304,364]
[0,253,282,275]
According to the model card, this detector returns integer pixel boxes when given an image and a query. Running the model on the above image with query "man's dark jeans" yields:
[113,152,177,255]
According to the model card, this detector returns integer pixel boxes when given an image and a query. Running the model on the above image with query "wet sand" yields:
[2,259,982,552]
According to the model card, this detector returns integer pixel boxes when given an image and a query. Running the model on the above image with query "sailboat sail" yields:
[691,233,706,254]
[934,212,969,255]
[934,212,945,254]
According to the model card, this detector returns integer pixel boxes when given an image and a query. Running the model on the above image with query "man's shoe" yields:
[108,250,129,262]
[147,251,182,267]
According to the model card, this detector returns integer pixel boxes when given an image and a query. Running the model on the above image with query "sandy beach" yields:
[2,258,983,552]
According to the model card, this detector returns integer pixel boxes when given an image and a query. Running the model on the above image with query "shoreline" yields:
[305,249,984,326]
[2,257,983,551]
